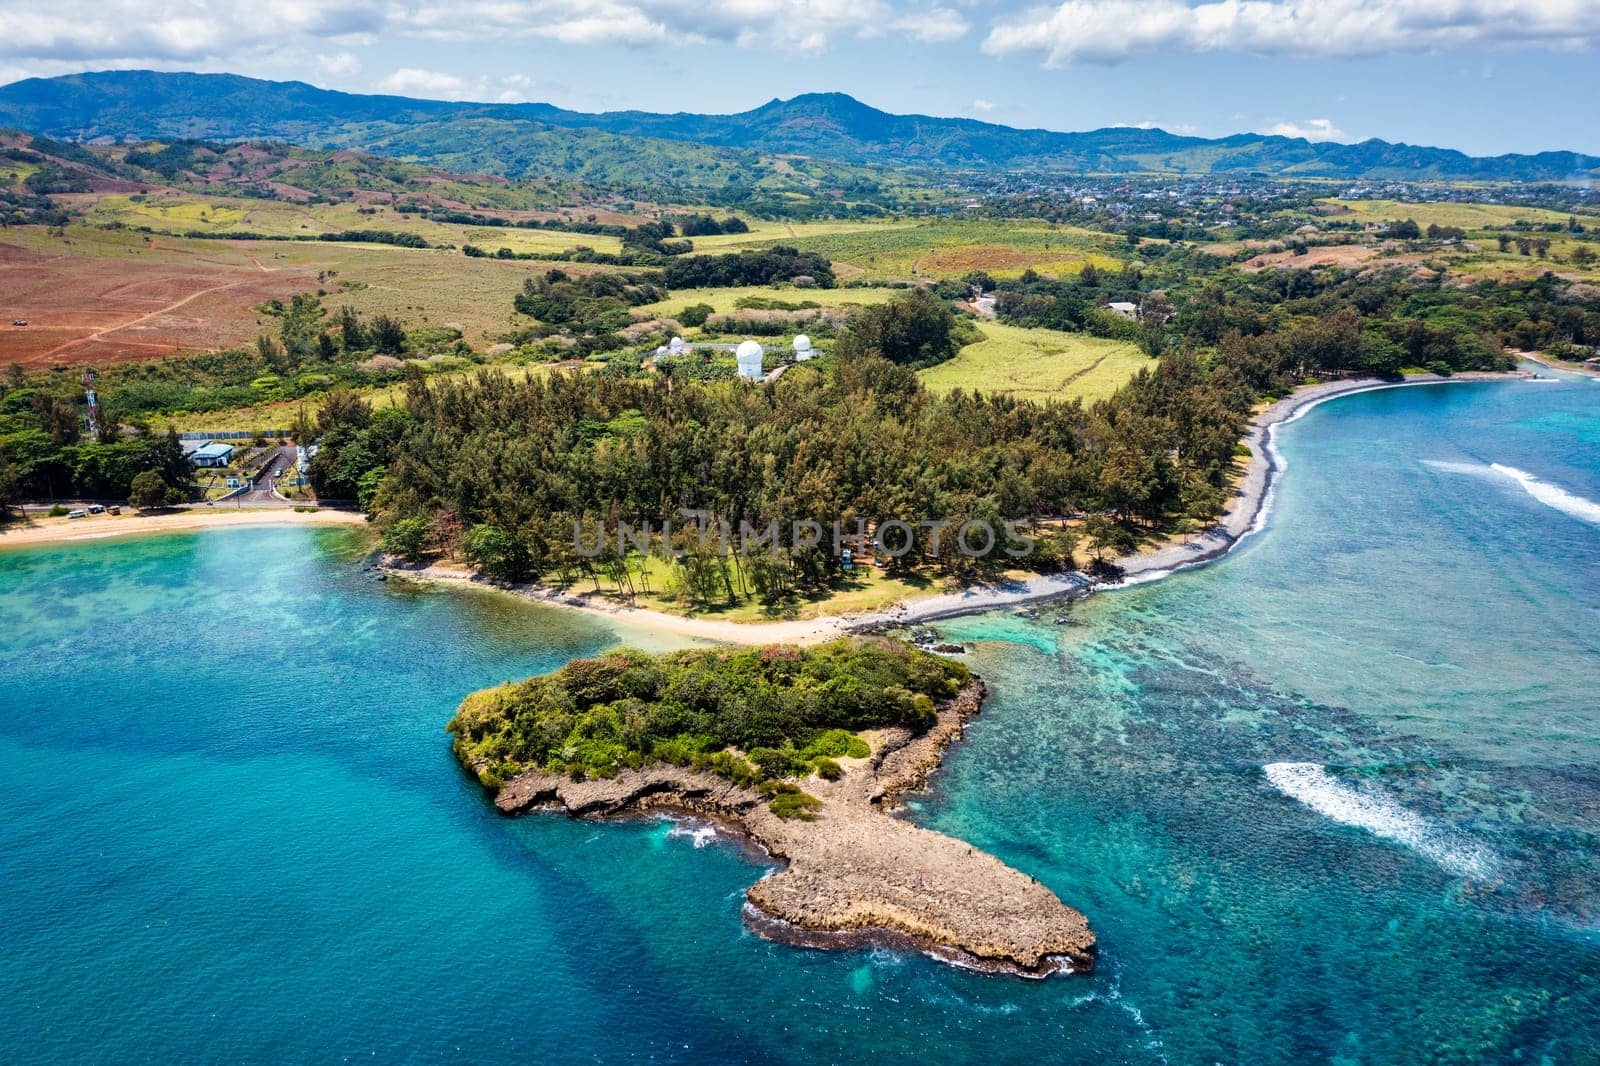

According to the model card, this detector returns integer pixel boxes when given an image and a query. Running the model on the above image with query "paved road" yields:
[236,444,299,504]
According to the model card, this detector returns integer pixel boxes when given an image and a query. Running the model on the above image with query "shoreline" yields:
[6,370,1535,636]
[386,369,1534,643]
[0,505,369,548]
[485,678,1097,978]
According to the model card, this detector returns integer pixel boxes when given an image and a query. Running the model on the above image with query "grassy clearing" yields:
[553,551,939,623]
[684,218,895,252]
[920,322,1150,403]
[1318,198,1593,230]
[771,218,1130,280]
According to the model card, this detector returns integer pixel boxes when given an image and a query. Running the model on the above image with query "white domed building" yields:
[792,334,813,361]
[735,339,764,380]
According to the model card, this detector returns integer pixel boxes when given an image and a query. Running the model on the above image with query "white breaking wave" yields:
[1423,460,1600,526]
[1418,459,1500,478]
[1488,464,1600,526]
[665,821,719,848]
[1264,762,1499,880]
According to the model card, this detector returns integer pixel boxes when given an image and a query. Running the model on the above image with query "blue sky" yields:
[1,0,1596,156]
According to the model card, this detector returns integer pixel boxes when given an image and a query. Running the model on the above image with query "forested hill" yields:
[1,71,1597,183]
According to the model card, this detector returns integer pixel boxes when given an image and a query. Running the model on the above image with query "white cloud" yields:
[0,0,966,70]
[393,0,965,51]
[1261,117,1349,142]
[316,51,362,77]
[983,0,1600,65]
[372,68,549,102]
[375,67,464,97]
[972,97,996,112]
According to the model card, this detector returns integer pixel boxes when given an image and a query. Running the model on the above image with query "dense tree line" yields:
[673,214,751,237]
[662,246,835,289]
[311,290,1252,598]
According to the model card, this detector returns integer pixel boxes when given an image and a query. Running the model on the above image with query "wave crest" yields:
[1264,762,1498,880]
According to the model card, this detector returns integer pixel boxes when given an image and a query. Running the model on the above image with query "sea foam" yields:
[1263,762,1498,880]
[1488,464,1600,526]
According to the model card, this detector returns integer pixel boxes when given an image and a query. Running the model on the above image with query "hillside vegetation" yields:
[3,72,1598,183]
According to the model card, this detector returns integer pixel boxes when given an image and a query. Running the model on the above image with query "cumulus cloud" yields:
[0,1,385,63]
[0,0,967,69]
[983,0,1600,65]
[972,97,996,112]
[375,68,547,101]
[376,67,465,96]
[316,51,362,77]
[1261,117,1348,141]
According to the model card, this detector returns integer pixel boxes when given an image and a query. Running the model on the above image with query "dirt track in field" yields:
[0,239,314,369]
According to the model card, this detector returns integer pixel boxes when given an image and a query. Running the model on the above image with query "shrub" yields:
[768,787,823,821]
[678,303,715,328]
[383,516,429,562]
[813,757,842,780]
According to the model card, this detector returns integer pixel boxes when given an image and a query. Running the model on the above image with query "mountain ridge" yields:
[1,71,1595,182]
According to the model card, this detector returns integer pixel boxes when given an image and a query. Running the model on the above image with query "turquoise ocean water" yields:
[2,373,1597,1063]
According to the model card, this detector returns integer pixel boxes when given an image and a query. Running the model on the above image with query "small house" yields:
[1105,301,1139,320]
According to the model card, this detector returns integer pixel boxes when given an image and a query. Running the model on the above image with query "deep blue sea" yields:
[3,373,1598,1064]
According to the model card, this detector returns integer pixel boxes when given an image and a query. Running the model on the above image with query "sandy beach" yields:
[0,505,369,547]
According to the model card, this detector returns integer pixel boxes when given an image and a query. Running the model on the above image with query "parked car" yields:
[87,504,106,515]
[107,506,121,515]
[10,320,26,327]
[66,509,87,519]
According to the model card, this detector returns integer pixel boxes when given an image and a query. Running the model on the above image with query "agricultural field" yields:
[0,225,558,367]
[919,322,1150,403]
[59,191,626,256]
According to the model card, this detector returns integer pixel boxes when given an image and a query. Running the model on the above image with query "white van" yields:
[66,509,88,519]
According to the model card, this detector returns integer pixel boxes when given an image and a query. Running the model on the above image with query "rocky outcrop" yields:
[489,680,1095,977]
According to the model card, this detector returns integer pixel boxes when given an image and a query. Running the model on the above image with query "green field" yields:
[1319,198,1594,230]
[635,283,903,319]
[919,322,1149,403]
[62,191,624,255]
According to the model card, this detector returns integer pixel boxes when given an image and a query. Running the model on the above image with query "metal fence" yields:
[178,430,292,440]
